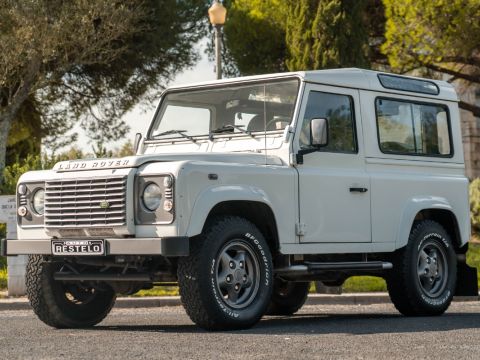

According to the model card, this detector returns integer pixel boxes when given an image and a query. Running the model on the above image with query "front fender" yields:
[185,185,274,237]
[396,196,457,249]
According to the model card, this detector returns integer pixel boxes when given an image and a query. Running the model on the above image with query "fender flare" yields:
[396,196,457,249]
[185,185,275,237]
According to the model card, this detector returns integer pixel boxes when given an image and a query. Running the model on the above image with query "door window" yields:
[299,91,357,153]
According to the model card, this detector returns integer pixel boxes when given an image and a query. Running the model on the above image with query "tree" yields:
[0,0,207,183]
[382,0,480,116]
[310,0,370,70]
[222,0,289,76]
[286,0,371,71]
[5,96,42,167]
[285,0,317,71]
[223,0,378,74]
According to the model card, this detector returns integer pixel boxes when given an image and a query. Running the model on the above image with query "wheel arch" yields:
[397,197,467,251]
[185,186,280,254]
[204,200,280,254]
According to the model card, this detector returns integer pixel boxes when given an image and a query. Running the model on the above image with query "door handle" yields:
[349,187,368,193]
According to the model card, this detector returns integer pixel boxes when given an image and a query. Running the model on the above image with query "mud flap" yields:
[455,258,478,297]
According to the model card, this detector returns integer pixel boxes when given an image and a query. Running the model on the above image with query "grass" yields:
[342,276,387,293]
[131,286,179,297]
[1,243,479,295]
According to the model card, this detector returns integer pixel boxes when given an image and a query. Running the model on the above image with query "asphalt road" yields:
[1,302,480,360]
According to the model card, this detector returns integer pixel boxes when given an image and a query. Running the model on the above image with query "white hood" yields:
[53,152,285,172]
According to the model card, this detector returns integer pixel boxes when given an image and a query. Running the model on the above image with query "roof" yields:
[168,68,458,102]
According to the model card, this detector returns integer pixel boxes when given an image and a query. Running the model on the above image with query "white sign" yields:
[0,195,26,296]
[0,195,16,238]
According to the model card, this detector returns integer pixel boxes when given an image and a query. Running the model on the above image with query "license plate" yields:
[51,239,104,256]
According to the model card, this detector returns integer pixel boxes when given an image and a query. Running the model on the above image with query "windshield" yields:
[149,79,300,139]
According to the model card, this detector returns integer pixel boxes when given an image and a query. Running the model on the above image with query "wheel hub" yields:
[234,269,245,282]
[417,241,448,297]
[215,240,260,309]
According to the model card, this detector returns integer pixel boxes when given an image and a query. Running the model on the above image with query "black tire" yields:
[26,255,116,328]
[177,216,273,330]
[266,280,310,315]
[386,220,457,316]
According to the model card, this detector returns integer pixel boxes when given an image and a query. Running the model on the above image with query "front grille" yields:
[44,176,127,227]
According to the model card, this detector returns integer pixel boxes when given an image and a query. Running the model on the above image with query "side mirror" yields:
[134,132,143,154]
[310,118,328,147]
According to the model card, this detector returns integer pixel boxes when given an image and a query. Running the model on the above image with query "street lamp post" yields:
[208,0,227,80]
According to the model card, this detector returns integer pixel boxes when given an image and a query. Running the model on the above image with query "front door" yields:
[295,84,371,243]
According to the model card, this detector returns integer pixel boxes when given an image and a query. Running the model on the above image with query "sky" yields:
[74,40,215,153]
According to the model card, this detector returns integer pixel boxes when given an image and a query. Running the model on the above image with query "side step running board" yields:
[54,272,152,282]
[275,261,392,279]
[53,272,176,282]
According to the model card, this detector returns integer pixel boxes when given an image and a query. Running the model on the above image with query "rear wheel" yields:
[387,220,456,316]
[178,216,273,330]
[26,255,116,328]
[266,280,310,315]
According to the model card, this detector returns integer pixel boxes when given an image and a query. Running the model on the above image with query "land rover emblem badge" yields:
[99,201,110,209]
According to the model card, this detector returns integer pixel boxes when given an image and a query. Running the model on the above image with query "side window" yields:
[376,98,451,156]
[299,91,357,153]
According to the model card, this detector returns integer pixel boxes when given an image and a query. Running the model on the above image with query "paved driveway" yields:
[1,302,480,359]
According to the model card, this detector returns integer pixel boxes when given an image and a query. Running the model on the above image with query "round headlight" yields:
[142,183,162,211]
[32,188,45,215]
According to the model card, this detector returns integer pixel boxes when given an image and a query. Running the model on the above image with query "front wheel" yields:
[386,220,457,316]
[26,255,116,328]
[178,216,273,330]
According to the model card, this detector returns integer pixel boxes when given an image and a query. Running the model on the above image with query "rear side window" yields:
[375,98,451,157]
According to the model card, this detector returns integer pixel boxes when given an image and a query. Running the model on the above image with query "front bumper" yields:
[1,237,189,257]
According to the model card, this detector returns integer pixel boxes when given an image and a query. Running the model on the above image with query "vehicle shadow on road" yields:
[93,311,480,335]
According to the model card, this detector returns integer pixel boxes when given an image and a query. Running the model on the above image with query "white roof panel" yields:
[168,68,458,102]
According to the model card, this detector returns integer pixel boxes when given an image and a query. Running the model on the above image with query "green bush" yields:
[0,149,90,196]
[0,268,7,290]
[467,242,480,289]
[0,224,5,274]
[0,154,43,195]
[470,178,480,234]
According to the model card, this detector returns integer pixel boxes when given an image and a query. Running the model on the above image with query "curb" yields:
[0,293,477,311]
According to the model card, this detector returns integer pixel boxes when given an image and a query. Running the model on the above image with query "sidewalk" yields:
[0,292,477,311]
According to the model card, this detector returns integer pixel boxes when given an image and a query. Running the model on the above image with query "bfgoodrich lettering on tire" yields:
[177,216,273,330]
[386,220,457,316]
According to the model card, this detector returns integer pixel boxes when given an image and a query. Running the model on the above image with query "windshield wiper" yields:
[152,130,196,143]
[210,125,254,138]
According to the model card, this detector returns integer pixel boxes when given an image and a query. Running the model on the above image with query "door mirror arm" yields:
[296,148,317,164]
[296,118,329,164]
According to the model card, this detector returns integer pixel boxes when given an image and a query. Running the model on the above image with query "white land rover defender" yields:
[2,69,478,330]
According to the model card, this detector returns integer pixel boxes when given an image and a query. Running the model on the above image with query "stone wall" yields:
[458,85,480,180]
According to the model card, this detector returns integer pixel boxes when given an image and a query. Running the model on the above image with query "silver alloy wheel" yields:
[215,240,260,309]
[417,241,448,297]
